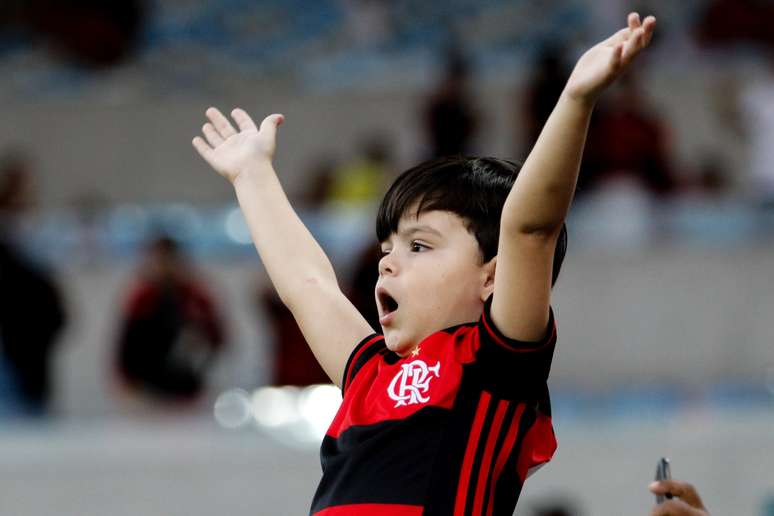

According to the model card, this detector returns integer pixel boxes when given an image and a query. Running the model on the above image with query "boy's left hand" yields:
[564,12,656,104]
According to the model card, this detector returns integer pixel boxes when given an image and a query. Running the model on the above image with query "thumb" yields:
[259,113,285,140]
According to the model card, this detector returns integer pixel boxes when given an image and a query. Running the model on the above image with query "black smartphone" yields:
[654,457,673,503]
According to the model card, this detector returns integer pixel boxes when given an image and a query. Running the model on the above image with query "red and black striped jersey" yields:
[310,296,558,516]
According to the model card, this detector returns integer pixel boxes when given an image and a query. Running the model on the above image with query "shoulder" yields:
[342,333,387,395]
[418,322,481,365]
[480,295,557,353]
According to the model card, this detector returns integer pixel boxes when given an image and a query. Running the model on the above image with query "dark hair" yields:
[376,156,567,286]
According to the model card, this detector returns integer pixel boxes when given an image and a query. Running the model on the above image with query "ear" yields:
[480,256,496,302]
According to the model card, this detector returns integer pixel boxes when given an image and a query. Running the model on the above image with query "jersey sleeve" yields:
[474,294,557,400]
[340,333,385,396]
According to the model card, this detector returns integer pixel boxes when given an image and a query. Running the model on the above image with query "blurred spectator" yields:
[327,135,394,208]
[259,288,331,386]
[531,503,577,516]
[0,151,34,214]
[22,0,146,68]
[331,137,395,333]
[422,46,481,158]
[685,153,732,201]
[578,73,678,198]
[0,150,66,417]
[695,0,774,49]
[528,492,582,516]
[736,52,774,209]
[298,157,337,211]
[534,505,577,516]
[518,46,571,157]
[347,242,381,333]
[115,235,225,405]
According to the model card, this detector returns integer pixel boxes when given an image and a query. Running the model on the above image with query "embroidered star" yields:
[410,346,421,357]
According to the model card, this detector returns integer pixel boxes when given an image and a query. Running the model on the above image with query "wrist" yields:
[559,88,598,111]
[232,161,275,190]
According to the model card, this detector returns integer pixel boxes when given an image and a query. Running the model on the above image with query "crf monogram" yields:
[387,359,441,408]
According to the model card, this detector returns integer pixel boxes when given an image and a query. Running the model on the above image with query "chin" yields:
[383,330,412,356]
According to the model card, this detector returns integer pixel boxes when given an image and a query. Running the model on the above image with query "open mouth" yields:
[377,288,399,318]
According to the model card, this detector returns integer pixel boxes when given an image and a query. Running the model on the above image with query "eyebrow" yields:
[399,224,442,238]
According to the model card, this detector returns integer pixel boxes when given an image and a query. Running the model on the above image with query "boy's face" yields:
[376,208,495,357]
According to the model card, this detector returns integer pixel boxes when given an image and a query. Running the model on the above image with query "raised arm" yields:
[192,108,373,387]
[491,13,656,341]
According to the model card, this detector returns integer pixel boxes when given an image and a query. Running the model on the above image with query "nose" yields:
[378,252,396,276]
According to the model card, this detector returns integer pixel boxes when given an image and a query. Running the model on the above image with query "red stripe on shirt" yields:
[485,403,526,516]
[515,412,557,483]
[454,390,492,516]
[471,399,509,516]
[343,335,383,391]
[314,503,423,515]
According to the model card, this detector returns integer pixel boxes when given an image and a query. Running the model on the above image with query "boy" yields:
[192,13,655,515]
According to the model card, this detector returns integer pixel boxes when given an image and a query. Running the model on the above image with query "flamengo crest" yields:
[387,359,441,408]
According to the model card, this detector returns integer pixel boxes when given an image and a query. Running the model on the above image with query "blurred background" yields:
[1,0,773,514]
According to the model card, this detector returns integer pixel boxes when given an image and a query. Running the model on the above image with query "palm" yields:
[565,13,656,102]
[207,129,264,181]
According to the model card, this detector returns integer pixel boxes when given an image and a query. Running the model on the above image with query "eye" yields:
[379,247,391,256]
[410,241,429,253]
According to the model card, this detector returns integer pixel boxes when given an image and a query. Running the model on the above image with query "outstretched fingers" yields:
[192,136,213,163]
[603,27,630,47]
[231,108,258,132]
[202,123,223,147]
[628,12,642,30]
[601,12,640,48]
[642,15,656,45]
[206,107,237,140]
[192,108,284,168]
[621,27,645,65]
[604,12,655,50]
[620,15,655,66]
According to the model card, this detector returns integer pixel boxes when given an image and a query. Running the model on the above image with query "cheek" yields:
[440,264,484,309]
[417,269,468,312]
[411,270,449,305]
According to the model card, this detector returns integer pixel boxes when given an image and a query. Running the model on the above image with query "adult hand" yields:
[649,480,709,516]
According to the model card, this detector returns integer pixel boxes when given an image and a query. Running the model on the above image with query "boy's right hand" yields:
[192,107,284,184]
[649,480,709,515]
